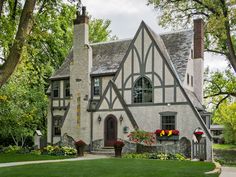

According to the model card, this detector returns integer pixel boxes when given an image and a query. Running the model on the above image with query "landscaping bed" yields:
[213,144,236,166]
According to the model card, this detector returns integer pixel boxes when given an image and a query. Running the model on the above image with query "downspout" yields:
[90,110,94,152]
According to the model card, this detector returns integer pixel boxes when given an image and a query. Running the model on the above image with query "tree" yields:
[147,0,236,72]
[0,0,116,87]
[0,1,117,146]
[213,102,236,144]
[204,69,236,109]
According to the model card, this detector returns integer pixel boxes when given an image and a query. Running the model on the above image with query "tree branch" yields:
[0,0,37,87]
[216,94,230,109]
[205,48,227,55]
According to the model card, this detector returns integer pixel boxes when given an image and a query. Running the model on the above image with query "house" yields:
[210,125,224,144]
[47,6,213,160]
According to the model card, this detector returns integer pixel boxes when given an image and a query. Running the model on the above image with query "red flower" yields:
[74,140,86,147]
[172,130,179,135]
[194,131,204,135]
[113,141,125,148]
[155,129,162,134]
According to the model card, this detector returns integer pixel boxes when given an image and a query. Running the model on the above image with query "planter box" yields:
[156,135,179,141]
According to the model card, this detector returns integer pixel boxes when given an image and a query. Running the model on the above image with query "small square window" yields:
[162,116,175,130]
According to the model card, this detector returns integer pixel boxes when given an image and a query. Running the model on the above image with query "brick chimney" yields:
[193,19,204,104]
[194,19,204,59]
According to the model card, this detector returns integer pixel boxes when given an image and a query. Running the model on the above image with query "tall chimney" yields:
[194,19,204,59]
[193,19,204,104]
[67,6,92,144]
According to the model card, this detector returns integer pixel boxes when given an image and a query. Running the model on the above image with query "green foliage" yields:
[147,0,236,70]
[123,152,187,161]
[213,102,236,144]
[204,69,236,110]
[3,146,22,154]
[128,130,155,145]
[42,145,76,156]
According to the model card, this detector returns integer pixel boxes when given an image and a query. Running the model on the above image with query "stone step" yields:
[90,147,115,156]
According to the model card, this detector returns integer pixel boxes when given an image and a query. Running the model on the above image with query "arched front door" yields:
[104,115,117,147]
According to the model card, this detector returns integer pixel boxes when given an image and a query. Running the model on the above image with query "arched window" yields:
[133,77,153,103]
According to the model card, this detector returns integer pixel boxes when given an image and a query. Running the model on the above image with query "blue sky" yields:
[83,0,228,71]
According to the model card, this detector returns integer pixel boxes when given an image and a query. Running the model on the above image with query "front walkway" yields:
[220,167,236,177]
[0,154,109,168]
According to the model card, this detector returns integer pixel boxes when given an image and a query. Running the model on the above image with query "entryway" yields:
[104,115,117,147]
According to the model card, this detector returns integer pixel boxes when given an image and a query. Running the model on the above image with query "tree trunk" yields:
[0,0,36,87]
[0,0,5,18]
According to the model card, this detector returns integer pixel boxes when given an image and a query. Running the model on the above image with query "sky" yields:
[82,0,229,71]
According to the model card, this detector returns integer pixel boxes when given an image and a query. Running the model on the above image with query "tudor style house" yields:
[47,7,212,160]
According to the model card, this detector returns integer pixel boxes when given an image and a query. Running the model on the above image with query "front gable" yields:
[113,22,187,105]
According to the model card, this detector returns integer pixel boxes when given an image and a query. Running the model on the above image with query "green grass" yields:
[0,153,75,163]
[0,158,218,177]
[213,144,236,150]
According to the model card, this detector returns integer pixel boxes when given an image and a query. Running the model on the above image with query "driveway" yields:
[220,167,236,177]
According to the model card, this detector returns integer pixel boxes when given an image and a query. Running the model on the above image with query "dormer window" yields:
[93,78,100,96]
[52,81,59,98]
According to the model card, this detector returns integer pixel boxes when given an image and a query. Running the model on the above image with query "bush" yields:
[3,145,22,153]
[123,152,187,161]
[62,146,77,156]
[30,150,41,155]
[42,145,76,156]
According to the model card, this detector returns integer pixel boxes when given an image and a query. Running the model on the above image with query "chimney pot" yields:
[82,6,86,15]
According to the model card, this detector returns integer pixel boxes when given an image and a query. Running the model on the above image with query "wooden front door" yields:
[104,116,117,147]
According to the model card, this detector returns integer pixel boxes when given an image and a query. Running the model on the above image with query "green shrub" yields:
[42,145,76,156]
[3,145,22,153]
[30,150,41,155]
[62,146,77,156]
[123,152,187,161]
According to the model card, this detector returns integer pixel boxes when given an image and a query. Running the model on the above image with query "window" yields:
[52,81,59,98]
[93,78,100,96]
[133,77,152,103]
[53,116,62,136]
[191,76,193,87]
[187,74,190,85]
[161,116,176,130]
[64,80,70,97]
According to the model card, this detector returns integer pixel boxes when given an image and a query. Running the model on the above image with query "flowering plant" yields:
[113,140,125,148]
[128,130,155,145]
[74,140,86,147]
[155,129,179,136]
[194,131,204,135]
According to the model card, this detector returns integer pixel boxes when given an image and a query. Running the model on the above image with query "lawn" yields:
[213,144,236,150]
[0,153,75,163]
[0,158,218,177]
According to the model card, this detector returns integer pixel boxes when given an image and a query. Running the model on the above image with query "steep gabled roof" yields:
[50,28,193,81]
[91,39,131,75]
